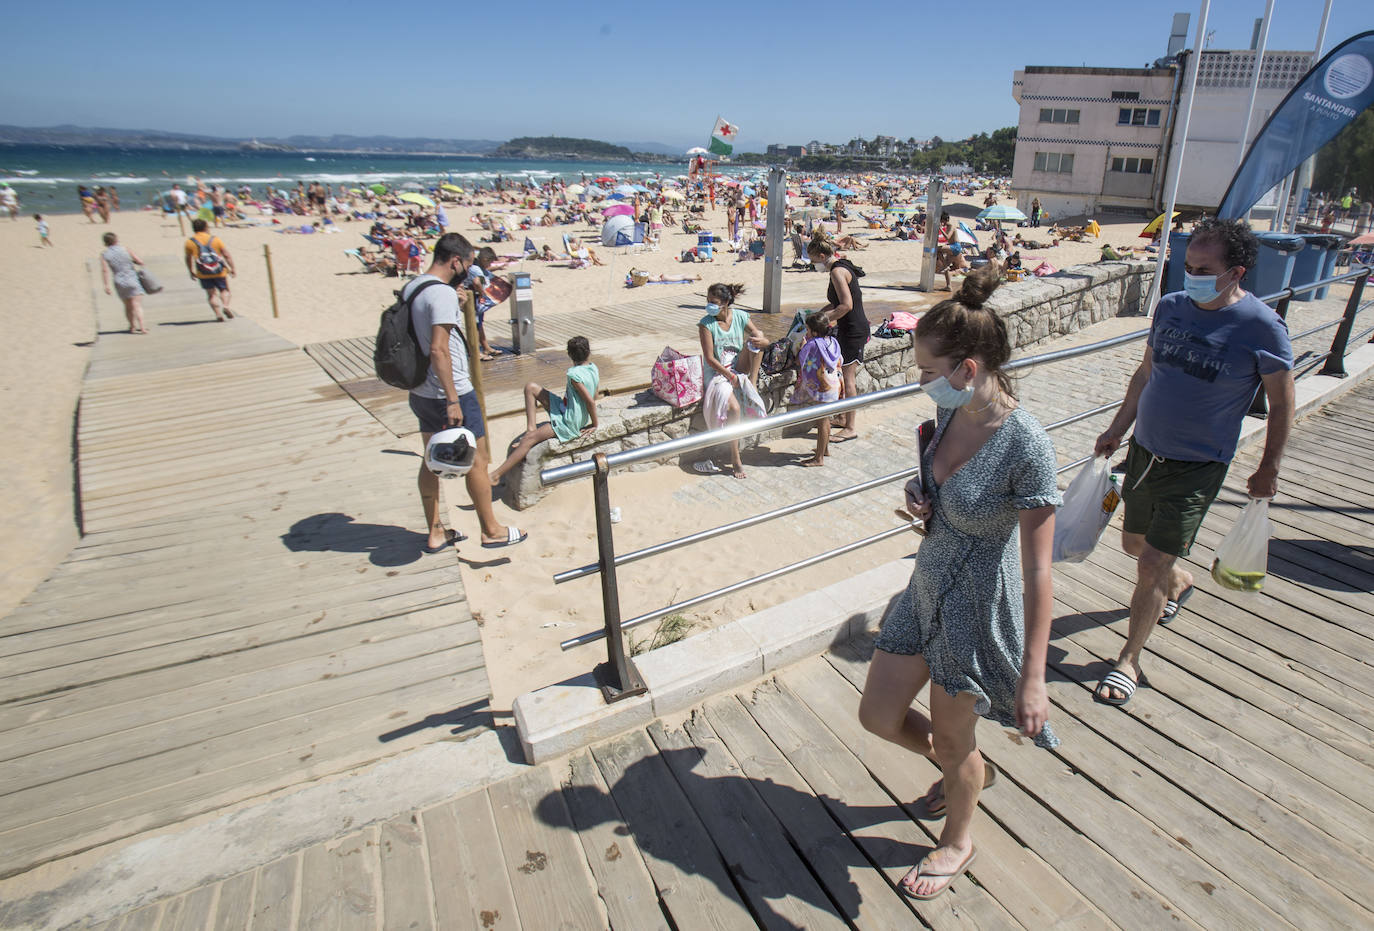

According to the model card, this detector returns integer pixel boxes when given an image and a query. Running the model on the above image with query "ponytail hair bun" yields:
[956,263,1001,310]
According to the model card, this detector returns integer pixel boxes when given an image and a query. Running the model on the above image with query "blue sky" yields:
[1,0,1365,149]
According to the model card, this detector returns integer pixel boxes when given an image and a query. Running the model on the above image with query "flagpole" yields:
[1146,0,1211,316]
[1237,0,1274,171]
[1289,0,1335,230]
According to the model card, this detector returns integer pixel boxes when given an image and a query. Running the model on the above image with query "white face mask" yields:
[923,375,975,408]
[814,260,828,272]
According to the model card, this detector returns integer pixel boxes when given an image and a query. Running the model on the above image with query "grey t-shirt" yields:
[1135,291,1293,463]
[404,275,472,400]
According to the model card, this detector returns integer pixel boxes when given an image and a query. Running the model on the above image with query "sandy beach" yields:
[0,186,1154,704]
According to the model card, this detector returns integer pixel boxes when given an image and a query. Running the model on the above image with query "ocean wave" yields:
[5,177,78,185]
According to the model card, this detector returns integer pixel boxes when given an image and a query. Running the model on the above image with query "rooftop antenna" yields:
[1204,29,1215,48]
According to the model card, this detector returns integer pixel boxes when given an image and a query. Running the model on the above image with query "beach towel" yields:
[703,372,767,428]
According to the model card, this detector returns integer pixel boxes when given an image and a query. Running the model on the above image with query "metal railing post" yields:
[589,453,646,703]
[1318,269,1369,377]
[1249,292,1292,418]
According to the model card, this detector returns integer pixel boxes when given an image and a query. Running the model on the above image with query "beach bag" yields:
[650,346,703,407]
[191,234,225,276]
[135,266,163,294]
[1052,456,1119,563]
[760,338,794,375]
[373,279,446,390]
[1211,498,1272,592]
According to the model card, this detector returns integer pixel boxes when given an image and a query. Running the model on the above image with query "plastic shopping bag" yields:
[1210,497,1272,592]
[1051,456,1119,563]
[650,346,703,407]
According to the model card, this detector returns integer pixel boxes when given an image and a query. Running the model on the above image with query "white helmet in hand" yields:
[425,427,477,478]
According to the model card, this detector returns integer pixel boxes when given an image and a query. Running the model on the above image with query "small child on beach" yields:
[489,336,599,485]
[34,214,52,247]
[465,247,500,360]
[790,312,842,467]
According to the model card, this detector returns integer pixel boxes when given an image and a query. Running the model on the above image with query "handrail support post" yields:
[590,453,646,703]
[1318,269,1369,377]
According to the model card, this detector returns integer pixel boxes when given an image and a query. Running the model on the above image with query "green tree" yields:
[1314,107,1374,200]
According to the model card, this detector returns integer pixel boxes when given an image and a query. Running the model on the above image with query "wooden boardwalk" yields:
[304,291,795,431]
[0,259,489,879]
[92,381,1374,929]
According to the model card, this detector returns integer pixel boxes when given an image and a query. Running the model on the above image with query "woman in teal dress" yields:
[857,265,1060,900]
[489,336,599,485]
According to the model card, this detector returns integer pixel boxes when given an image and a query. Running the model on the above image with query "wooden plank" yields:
[648,716,849,930]
[164,884,218,931]
[420,791,521,930]
[379,812,436,931]
[210,872,256,931]
[589,730,756,930]
[249,854,300,931]
[487,764,606,930]
[114,902,165,931]
[561,750,669,931]
[818,644,1200,929]
[700,695,928,930]
[298,828,381,931]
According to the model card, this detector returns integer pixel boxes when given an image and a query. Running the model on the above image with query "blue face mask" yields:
[1183,272,1223,305]
[705,302,721,314]
[924,373,975,408]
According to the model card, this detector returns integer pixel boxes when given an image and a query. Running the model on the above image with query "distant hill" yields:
[260,134,502,154]
[0,125,503,155]
[494,136,633,159]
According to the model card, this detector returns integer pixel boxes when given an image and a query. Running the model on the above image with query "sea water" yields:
[0,144,677,214]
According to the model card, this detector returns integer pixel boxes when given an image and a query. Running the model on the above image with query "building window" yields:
[1118,107,1162,126]
[1110,157,1154,174]
[1111,91,1141,100]
[1038,107,1080,123]
[1033,152,1075,173]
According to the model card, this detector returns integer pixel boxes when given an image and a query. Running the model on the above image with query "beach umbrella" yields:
[595,176,616,184]
[885,204,920,216]
[398,192,435,207]
[631,184,651,193]
[1350,232,1374,245]
[790,206,828,219]
[440,183,463,193]
[955,222,979,246]
[614,183,638,196]
[832,187,856,197]
[401,181,423,190]
[977,204,1027,222]
[602,203,635,218]
[348,188,364,195]
[686,146,709,155]
[661,189,685,201]
[565,183,586,195]
[1139,211,1180,238]
[368,183,388,195]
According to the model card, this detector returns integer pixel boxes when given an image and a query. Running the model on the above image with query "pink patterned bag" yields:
[651,346,704,407]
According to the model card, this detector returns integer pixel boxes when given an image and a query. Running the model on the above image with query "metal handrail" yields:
[551,265,1371,698]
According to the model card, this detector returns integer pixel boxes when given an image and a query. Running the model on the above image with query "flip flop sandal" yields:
[481,527,528,549]
[1159,585,1194,624]
[693,460,723,474]
[921,761,999,818]
[1094,669,1140,707]
[902,848,978,901]
[422,529,467,554]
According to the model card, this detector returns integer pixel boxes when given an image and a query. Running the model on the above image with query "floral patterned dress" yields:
[876,406,1063,748]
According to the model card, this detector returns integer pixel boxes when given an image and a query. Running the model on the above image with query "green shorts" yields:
[1120,438,1229,557]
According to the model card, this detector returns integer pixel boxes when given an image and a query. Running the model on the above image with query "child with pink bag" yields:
[789,312,842,467]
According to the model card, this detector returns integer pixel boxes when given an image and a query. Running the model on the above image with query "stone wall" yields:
[500,260,1155,509]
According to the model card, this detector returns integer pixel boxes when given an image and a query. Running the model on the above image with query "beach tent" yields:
[600,214,635,246]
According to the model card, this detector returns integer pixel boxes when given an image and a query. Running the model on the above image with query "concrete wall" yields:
[501,260,1157,509]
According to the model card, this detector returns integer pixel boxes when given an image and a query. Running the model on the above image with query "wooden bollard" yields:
[263,244,280,318]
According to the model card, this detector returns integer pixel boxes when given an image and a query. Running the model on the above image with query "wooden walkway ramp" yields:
[304,291,794,432]
[0,259,489,878]
[97,381,1374,929]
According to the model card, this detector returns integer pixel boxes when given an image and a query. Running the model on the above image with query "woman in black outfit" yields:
[810,235,869,440]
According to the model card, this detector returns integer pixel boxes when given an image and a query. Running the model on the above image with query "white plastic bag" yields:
[1211,497,1272,592]
[1052,457,1119,563]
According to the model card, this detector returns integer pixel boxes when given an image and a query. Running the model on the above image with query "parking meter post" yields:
[509,271,535,354]
[762,168,786,315]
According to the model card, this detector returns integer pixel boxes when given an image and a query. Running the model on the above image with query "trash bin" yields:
[1290,233,1344,302]
[1249,232,1305,304]
[1164,231,1190,295]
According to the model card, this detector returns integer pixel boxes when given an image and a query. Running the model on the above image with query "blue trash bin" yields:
[1249,233,1305,305]
[1164,231,1190,294]
[1290,233,1344,301]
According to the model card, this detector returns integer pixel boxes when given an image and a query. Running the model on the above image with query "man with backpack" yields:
[404,233,526,552]
[183,218,236,321]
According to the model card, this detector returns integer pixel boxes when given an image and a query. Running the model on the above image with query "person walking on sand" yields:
[407,233,526,552]
[1030,197,1042,228]
[810,236,869,441]
[34,214,52,247]
[1091,218,1293,707]
[183,218,236,321]
[858,265,1060,900]
[100,232,149,334]
[489,336,598,486]
[1,183,19,221]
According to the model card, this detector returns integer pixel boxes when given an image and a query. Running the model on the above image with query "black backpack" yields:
[374,279,447,389]
[191,234,225,276]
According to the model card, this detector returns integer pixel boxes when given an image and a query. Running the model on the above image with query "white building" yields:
[1011,48,1312,220]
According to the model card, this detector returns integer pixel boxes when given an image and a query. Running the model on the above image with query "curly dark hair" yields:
[1190,217,1259,271]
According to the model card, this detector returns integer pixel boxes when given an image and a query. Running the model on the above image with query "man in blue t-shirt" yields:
[1092,218,1294,706]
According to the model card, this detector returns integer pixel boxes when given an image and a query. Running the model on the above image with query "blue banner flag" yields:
[1217,31,1374,219]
